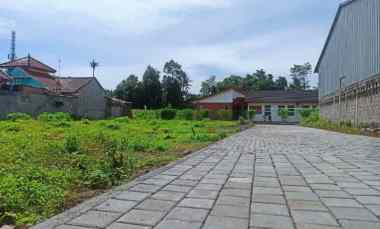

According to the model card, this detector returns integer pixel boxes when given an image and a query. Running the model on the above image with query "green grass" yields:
[0,115,239,226]
[300,111,360,135]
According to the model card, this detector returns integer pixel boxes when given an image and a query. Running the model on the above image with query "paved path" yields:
[37,125,380,229]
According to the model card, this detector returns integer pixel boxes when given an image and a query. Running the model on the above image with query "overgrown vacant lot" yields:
[0,112,239,226]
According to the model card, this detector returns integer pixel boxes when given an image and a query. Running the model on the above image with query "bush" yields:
[38,112,73,122]
[64,135,80,154]
[278,108,289,121]
[6,113,32,121]
[177,109,194,120]
[160,108,177,120]
[133,110,160,120]
[239,116,247,125]
[217,110,232,121]
[248,110,256,120]
[298,108,318,119]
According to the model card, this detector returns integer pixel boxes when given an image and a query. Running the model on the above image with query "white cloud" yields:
[0,0,231,35]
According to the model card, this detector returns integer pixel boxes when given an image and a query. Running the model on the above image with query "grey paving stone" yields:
[253,187,283,195]
[252,194,286,205]
[288,200,328,211]
[95,199,138,213]
[216,195,250,207]
[203,216,249,229]
[292,210,339,226]
[285,191,319,201]
[366,205,380,216]
[68,211,121,228]
[315,190,352,198]
[329,207,378,221]
[118,209,165,226]
[295,224,341,229]
[151,191,185,202]
[107,222,151,229]
[162,185,192,193]
[171,179,198,186]
[114,191,150,202]
[56,226,94,229]
[357,196,380,205]
[220,188,251,198]
[135,199,176,212]
[166,207,209,222]
[252,203,289,216]
[344,188,380,196]
[211,204,249,218]
[194,183,223,191]
[340,220,380,229]
[155,219,202,229]
[322,198,362,207]
[129,184,162,193]
[251,214,295,229]
[187,189,219,199]
[178,198,215,209]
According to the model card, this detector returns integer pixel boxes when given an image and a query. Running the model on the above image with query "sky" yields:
[0,0,343,93]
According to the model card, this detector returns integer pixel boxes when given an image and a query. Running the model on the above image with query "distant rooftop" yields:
[246,90,318,103]
[0,56,57,73]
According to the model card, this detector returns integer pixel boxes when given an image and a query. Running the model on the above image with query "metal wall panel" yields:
[319,0,380,97]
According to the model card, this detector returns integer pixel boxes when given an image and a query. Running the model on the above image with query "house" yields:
[193,88,247,119]
[0,56,131,119]
[0,70,9,87]
[246,90,318,123]
[0,55,61,94]
[193,88,246,110]
[315,0,380,126]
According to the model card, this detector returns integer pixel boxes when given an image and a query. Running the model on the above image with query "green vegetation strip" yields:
[0,112,239,226]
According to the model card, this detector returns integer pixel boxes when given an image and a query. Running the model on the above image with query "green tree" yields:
[163,60,191,98]
[289,62,312,90]
[114,74,145,108]
[274,76,288,90]
[162,75,183,108]
[200,75,218,96]
[142,66,162,109]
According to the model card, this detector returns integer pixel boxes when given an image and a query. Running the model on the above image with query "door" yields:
[264,105,272,122]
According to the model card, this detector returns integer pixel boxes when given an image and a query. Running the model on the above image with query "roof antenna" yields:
[8,31,16,61]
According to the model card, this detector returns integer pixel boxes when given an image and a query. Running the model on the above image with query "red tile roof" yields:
[0,56,56,73]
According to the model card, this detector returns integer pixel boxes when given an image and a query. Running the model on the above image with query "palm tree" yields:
[90,59,99,77]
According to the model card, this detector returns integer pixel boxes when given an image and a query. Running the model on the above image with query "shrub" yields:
[177,109,194,120]
[38,112,73,122]
[298,108,314,119]
[160,108,177,120]
[64,135,80,154]
[278,108,289,121]
[6,113,32,121]
[133,110,159,120]
[239,116,247,125]
[217,110,233,121]
[114,117,129,123]
[4,123,22,132]
[248,110,256,119]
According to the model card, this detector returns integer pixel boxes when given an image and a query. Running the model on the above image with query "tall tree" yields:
[245,69,276,90]
[114,74,145,108]
[289,62,312,90]
[142,66,162,109]
[216,75,244,91]
[200,76,218,96]
[274,76,288,90]
[162,75,182,107]
[163,60,191,98]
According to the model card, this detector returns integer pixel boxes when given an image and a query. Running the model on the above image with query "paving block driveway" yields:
[34,125,380,229]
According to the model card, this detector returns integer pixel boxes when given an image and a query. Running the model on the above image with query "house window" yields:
[249,105,262,114]
[288,105,295,116]
[302,105,310,109]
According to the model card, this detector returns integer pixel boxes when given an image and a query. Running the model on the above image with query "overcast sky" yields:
[0,0,342,93]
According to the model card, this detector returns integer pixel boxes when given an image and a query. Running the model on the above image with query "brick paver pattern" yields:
[56,125,380,229]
